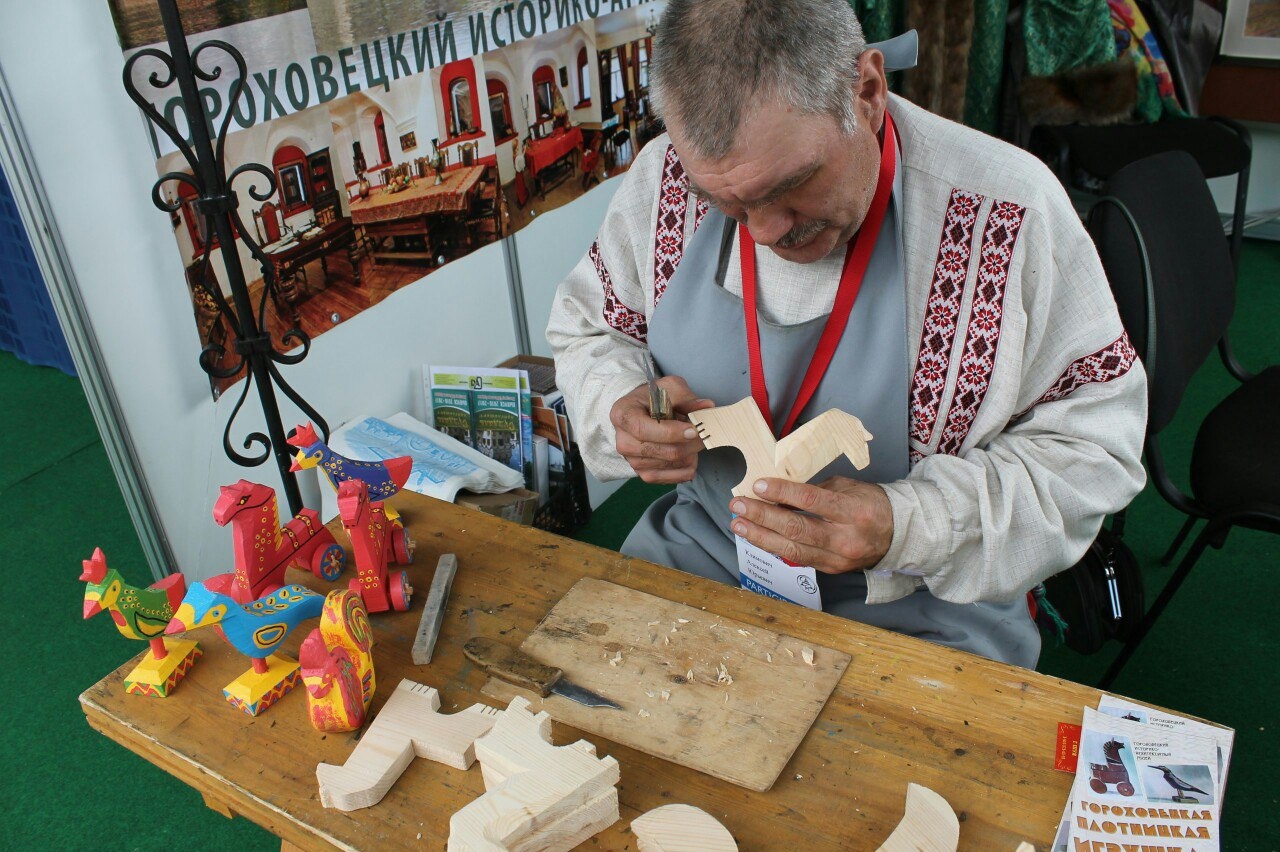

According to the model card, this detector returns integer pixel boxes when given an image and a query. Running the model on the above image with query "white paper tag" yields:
[734,532,823,611]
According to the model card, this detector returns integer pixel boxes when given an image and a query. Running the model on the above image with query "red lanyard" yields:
[741,111,898,438]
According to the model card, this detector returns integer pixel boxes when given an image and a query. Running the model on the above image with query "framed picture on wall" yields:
[1222,0,1280,60]
[399,131,417,151]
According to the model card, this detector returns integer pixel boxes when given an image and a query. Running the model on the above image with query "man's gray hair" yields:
[650,0,866,160]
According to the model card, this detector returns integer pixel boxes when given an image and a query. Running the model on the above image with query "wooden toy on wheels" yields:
[79,547,201,697]
[209,479,346,603]
[337,477,414,614]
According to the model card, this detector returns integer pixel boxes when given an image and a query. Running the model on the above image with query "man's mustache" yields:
[775,218,830,249]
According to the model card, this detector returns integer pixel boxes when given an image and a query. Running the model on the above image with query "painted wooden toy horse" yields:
[210,479,346,604]
[288,421,413,502]
[299,590,376,732]
[337,478,414,614]
[166,581,324,715]
[79,547,201,697]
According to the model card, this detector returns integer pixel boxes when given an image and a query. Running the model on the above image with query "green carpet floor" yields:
[2,239,1275,849]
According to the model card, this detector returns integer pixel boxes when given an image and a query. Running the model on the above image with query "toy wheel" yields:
[390,571,412,611]
[1089,779,1107,794]
[1117,782,1135,797]
[392,525,414,564]
[314,543,346,581]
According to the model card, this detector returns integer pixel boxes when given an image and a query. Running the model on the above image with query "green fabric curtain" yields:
[1022,0,1115,77]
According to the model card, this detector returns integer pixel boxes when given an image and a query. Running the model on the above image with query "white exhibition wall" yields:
[0,0,625,581]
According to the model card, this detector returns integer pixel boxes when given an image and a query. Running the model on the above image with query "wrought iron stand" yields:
[122,0,328,515]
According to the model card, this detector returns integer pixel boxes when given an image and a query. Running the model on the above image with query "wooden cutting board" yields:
[479,577,851,792]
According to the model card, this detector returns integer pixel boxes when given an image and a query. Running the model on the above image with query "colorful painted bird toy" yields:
[338,478,415,614]
[80,548,202,697]
[166,581,325,715]
[299,590,376,732]
[209,479,346,604]
[288,421,413,502]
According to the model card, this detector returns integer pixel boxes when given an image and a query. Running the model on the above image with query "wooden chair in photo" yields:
[460,142,477,167]
[464,165,501,245]
[257,201,282,245]
[580,132,602,189]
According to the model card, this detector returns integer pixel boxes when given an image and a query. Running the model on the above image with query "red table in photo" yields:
[526,126,583,197]
[346,166,486,266]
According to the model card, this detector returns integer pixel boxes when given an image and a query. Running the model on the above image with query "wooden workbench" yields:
[82,490,1102,850]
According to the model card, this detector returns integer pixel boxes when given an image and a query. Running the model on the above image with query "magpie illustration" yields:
[1148,765,1210,803]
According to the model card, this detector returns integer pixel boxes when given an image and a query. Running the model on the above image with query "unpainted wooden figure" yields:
[317,680,501,811]
[299,589,376,732]
[79,547,201,697]
[688,398,872,498]
[876,783,960,852]
[449,696,620,852]
[631,804,737,852]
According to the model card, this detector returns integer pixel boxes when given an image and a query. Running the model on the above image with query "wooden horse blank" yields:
[632,805,737,851]
[167,581,324,716]
[317,680,501,811]
[337,478,414,614]
[450,696,620,852]
[876,783,959,852]
[210,479,346,604]
[688,398,873,498]
[299,590,376,733]
[79,548,201,697]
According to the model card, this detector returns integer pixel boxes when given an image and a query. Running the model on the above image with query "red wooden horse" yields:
[337,478,414,613]
[210,479,346,603]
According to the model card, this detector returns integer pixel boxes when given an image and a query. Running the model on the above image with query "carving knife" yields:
[463,637,623,710]
[643,354,672,421]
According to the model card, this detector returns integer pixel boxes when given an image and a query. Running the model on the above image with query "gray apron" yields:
[622,193,1040,667]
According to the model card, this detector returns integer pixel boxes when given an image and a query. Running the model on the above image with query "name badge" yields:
[734,528,822,611]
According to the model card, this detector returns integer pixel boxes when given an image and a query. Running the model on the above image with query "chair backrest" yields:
[461,142,476,166]
[1087,150,1235,435]
[259,202,281,243]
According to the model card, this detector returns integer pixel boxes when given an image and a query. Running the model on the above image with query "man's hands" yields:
[610,375,715,484]
[729,476,894,574]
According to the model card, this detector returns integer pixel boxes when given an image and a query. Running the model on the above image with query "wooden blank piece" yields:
[479,578,851,792]
[632,804,737,851]
[449,696,620,852]
[876,783,960,852]
[316,679,500,811]
[689,398,872,498]
[413,553,459,665]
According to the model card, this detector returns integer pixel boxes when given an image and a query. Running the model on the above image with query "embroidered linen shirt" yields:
[546,95,1147,606]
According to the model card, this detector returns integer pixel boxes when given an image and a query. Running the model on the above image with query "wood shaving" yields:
[608,651,623,667]
[677,618,690,624]
[717,662,733,684]
[785,647,795,658]
[638,709,651,718]
[686,668,694,681]
[737,629,751,636]
[802,647,815,666]
[660,690,671,701]
[663,635,670,646]
[647,621,661,626]
[670,626,678,633]
[645,689,655,699]
[766,652,773,663]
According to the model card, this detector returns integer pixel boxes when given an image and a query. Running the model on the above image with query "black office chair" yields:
[1007,2,1254,386]
[1087,150,1280,689]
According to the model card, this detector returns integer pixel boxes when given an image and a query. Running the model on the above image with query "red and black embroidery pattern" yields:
[654,145,693,306]
[593,240,648,342]
[908,190,984,450]
[1018,332,1138,418]
[936,200,1027,456]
